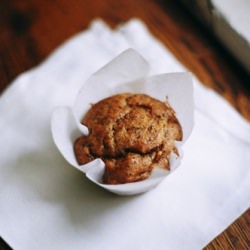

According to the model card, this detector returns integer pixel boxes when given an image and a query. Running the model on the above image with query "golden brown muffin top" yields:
[74,93,182,184]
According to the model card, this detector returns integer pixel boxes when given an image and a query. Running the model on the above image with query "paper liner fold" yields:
[51,49,194,195]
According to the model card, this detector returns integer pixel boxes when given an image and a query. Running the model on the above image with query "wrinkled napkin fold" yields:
[0,19,250,250]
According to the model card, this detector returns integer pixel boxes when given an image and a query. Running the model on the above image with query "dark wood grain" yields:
[0,0,249,249]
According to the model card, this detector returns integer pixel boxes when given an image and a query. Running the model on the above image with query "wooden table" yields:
[0,0,249,249]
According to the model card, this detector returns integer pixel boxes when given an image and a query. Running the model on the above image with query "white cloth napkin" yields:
[0,19,249,250]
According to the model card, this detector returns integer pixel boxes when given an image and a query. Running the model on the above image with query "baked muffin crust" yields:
[74,93,182,184]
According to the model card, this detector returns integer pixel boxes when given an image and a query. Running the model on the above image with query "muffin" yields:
[74,93,182,184]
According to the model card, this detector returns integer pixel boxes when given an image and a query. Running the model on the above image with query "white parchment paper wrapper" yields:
[51,49,194,195]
